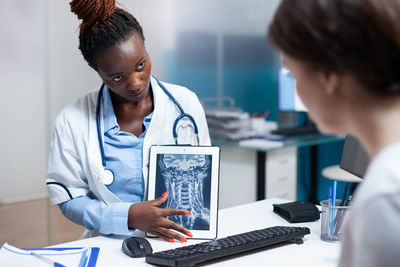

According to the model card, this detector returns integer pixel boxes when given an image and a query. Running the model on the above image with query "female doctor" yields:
[46,0,210,242]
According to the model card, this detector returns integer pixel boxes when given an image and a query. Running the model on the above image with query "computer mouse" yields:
[122,237,153,258]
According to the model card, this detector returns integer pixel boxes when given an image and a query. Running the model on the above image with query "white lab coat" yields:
[46,76,211,206]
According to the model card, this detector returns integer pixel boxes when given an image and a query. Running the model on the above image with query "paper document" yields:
[238,138,284,149]
[205,110,250,120]
[210,128,259,140]
[207,117,252,130]
[0,243,99,267]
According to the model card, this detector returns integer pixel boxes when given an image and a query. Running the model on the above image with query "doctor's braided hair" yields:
[70,0,144,69]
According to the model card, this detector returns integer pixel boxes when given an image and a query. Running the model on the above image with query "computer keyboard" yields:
[145,226,310,267]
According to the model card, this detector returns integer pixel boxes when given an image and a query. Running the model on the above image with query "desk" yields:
[52,198,341,266]
[213,134,344,203]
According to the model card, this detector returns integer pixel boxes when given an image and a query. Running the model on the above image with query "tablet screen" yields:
[155,153,212,230]
[147,145,220,239]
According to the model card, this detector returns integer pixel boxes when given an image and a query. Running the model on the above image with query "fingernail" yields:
[184,210,191,215]
[169,238,175,243]
[186,232,193,238]
[180,237,187,242]
[162,191,168,197]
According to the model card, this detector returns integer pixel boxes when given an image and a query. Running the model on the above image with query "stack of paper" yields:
[238,138,284,149]
[206,109,258,140]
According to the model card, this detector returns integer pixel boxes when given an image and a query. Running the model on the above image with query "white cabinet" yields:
[219,146,298,208]
[265,147,297,200]
[219,147,257,209]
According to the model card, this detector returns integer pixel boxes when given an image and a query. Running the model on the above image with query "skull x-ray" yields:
[155,153,212,230]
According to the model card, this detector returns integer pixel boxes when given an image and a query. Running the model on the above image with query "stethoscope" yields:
[96,77,199,185]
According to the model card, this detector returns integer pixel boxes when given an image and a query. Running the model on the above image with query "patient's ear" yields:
[319,71,341,96]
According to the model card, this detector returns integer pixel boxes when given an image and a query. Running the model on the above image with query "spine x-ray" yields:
[156,154,212,230]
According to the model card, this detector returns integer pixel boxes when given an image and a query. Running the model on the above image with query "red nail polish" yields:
[184,210,191,215]
[169,238,175,243]
[186,232,193,238]
[162,191,168,197]
[180,237,187,242]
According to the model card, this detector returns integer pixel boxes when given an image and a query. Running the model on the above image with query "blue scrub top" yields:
[102,85,152,203]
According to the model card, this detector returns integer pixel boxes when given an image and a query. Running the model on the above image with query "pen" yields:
[331,181,337,237]
[332,181,337,207]
[333,182,349,234]
[328,186,333,238]
[31,252,67,267]
[339,182,349,206]
[333,195,352,236]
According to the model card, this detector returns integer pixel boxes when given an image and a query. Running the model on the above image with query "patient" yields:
[268,0,400,266]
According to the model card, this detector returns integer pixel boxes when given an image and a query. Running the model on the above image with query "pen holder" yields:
[320,200,349,242]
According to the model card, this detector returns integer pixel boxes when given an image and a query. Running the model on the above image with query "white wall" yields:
[47,1,99,125]
[0,0,47,202]
[0,1,99,203]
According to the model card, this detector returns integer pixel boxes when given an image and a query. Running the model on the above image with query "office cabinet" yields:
[265,147,297,200]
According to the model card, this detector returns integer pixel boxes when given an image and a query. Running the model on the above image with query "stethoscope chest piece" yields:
[102,169,114,186]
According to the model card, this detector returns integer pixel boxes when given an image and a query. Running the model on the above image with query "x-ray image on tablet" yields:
[156,154,211,230]
[147,145,220,239]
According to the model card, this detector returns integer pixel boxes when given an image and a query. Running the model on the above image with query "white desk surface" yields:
[52,198,341,267]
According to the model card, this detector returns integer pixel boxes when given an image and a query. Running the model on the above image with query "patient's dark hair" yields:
[70,0,144,69]
[268,0,400,96]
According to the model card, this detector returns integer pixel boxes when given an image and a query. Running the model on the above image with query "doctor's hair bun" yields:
[69,0,144,70]
[70,0,116,29]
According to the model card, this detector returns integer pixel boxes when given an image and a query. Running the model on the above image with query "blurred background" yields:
[0,0,344,248]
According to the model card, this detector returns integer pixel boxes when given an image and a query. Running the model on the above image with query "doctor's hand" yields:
[128,191,193,242]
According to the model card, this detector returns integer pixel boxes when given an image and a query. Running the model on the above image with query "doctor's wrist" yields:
[127,203,137,229]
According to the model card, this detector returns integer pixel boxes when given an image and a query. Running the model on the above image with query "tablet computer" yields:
[147,145,220,239]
